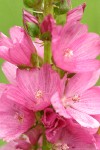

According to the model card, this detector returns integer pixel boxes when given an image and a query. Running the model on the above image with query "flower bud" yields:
[23,10,39,25]
[26,22,40,37]
[54,0,71,15]
[23,0,42,9]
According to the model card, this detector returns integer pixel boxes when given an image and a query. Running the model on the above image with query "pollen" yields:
[64,48,73,58]
[52,143,69,150]
[72,94,80,102]
[14,112,24,123]
[35,90,43,99]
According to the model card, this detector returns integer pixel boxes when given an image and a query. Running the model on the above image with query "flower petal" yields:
[73,87,100,115]
[67,108,100,128]
[2,62,17,84]
[65,71,100,97]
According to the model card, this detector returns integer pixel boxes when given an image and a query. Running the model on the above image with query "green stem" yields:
[44,0,53,16]
[44,41,52,64]
[43,0,53,64]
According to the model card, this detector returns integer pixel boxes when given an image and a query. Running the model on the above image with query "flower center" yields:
[64,48,73,58]
[52,143,69,150]
[35,90,43,99]
[72,94,80,102]
[62,94,80,108]
[14,112,24,123]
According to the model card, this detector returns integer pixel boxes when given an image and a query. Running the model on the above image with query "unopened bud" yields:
[23,10,39,25]
[26,22,40,37]
[23,0,42,9]
[54,0,71,15]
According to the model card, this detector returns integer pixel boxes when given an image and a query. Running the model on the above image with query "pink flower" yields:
[0,26,35,66]
[52,22,100,73]
[51,71,100,128]
[7,65,63,111]
[42,108,97,149]
[52,120,96,150]
[0,62,41,142]
[42,108,67,143]
[0,92,35,141]
[67,3,86,23]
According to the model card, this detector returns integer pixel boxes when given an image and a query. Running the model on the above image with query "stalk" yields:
[43,0,53,64]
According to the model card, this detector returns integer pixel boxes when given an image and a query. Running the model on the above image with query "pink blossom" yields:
[42,108,67,143]
[0,26,35,66]
[42,108,97,149]
[52,120,96,150]
[0,93,35,141]
[7,65,63,111]
[67,3,86,23]
[51,72,100,128]
[52,22,100,73]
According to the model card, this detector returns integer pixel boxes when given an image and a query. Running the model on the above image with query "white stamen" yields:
[35,90,43,99]
[62,94,80,108]
[52,143,69,150]
[64,48,73,58]
[72,94,80,102]
[14,112,24,123]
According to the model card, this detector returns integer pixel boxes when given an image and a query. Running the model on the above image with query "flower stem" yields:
[44,0,53,16]
[44,41,52,64]
[43,0,53,64]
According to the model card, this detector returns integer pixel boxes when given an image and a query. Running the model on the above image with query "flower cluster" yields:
[0,0,100,149]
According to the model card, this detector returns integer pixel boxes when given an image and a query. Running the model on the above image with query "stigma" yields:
[64,48,73,58]
[35,90,43,99]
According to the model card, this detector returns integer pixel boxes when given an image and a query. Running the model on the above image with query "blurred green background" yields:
[0,0,100,147]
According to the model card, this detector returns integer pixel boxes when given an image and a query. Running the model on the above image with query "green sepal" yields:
[54,0,69,15]
[26,22,40,38]
[40,32,51,41]
[18,65,32,69]
[56,13,66,25]
[31,53,43,67]
[42,134,52,150]
[23,0,43,9]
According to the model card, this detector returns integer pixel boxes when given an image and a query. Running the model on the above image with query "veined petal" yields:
[9,26,25,43]
[7,65,62,111]
[2,62,17,84]
[0,84,8,98]
[67,3,86,23]
[65,71,100,97]
[67,108,100,128]
[0,94,35,141]
[73,87,100,115]
[51,92,71,119]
